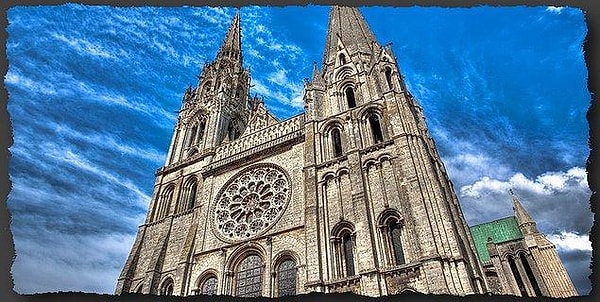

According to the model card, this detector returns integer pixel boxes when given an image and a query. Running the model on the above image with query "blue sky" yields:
[5,5,591,295]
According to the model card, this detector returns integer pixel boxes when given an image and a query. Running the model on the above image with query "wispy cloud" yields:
[242,7,309,115]
[51,33,115,59]
[12,231,136,294]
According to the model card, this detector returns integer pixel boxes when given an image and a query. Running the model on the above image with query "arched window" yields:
[236,254,263,297]
[184,124,198,148]
[228,121,239,141]
[339,53,347,65]
[379,211,406,267]
[331,128,343,158]
[332,222,356,278]
[160,277,174,296]
[384,66,393,89]
[508,255,528,297]
[155,185,174,221]
[203,81,212,94]
[368,114,384,144]
[198,119,206,141]
[201,276,218,295]
[177,177,197,213]
[519,253,542,296]
[277,259,297,297]
[389,222,405,265]
[342,233,355,276]
[345,87,356,108]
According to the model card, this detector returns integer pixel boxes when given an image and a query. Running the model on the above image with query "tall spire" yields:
[510,189,538,235]
[323,6,378,64]
[216,8,242,64]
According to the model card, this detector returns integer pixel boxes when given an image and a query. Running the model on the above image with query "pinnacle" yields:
[311,61,324,84]
[510,189,538,234]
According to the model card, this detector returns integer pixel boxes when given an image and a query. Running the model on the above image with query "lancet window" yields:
[345,87,356,108]
[276,258,297,297]
[235,254,264,297]
[159,277,174,296]
[177,177,197,213]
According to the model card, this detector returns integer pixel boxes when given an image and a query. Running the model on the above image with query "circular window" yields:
[213,164,291,242]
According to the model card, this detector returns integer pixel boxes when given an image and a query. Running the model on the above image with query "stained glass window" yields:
[214,165,290,242]
[201,276,218,295]
[236,254,263,297]
[277,259,297,296]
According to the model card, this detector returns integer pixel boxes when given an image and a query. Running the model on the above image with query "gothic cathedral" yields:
[116,6,578,298]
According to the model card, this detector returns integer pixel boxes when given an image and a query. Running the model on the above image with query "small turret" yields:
[510,189,539,235]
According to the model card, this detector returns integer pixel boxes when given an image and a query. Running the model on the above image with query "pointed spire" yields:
[510,189,539,235]
[216,8,242,64]
[323,6,379,65]
[311,61,324,85]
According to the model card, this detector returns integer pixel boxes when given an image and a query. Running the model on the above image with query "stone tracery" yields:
[214,164,290,241]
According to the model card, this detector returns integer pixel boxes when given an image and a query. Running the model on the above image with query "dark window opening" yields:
[508,256,528,297]
[277,259,297,297]
[185,125,198,148]
[186,180,198,211]
[198,120,206,141]
[339,53,347,65]
[332,128,343,157]
[368,115,384,144]
[520,253,543,296]
[342,233,355,276]
[228,122,239,141]
[345,87,356,108]
[390,222,405,265]
[160,278,174,296]
[385,67,393,89]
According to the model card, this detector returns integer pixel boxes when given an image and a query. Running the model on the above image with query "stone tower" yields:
[470,191,579,297]
[115,6,516,297]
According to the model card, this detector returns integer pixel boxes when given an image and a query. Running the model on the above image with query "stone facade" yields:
[471,191,579,298]
[115,6,576,298]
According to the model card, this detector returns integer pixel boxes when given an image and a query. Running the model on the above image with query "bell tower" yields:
[302,6,487,295]
[164,9,251,166]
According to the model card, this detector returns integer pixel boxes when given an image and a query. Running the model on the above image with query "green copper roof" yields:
[469,216,523,262]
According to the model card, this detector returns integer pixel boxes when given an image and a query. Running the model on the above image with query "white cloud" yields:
[460,167,588,198]
[546,6,565,14]
[460,176,510,198]
[547,231,592,252]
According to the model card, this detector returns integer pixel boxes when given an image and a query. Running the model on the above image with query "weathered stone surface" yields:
[115,6,577,298]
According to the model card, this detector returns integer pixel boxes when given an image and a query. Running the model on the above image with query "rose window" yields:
[213,164,290,241]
